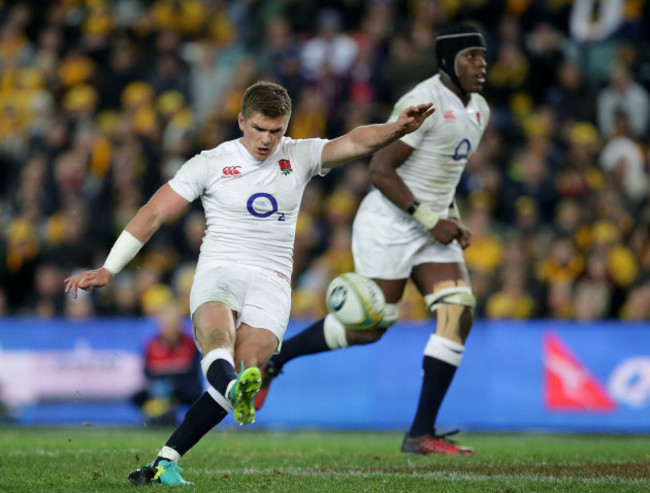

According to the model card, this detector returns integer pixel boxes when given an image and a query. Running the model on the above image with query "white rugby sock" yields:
[323,313,349,349]
[201,348,234,378]
[156,446,181,464]
[424,334,464,367]
[201,348,237,400]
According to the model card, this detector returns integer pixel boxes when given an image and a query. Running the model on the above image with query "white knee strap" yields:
[424,334,464,366]
[201,348,234,378]
[323,313,349,349]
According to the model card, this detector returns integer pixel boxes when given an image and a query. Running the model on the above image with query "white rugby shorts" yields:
[352,191,464,280]
[190,264,291,351]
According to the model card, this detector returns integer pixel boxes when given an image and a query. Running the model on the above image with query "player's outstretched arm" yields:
[321,103,434,168]
[64,184,190,298]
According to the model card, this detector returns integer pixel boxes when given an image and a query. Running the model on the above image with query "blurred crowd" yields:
[0,0,649,322]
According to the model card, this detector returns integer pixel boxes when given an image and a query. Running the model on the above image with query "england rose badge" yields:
[278,159,293,175]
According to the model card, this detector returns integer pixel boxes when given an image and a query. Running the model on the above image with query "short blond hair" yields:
[241,81,292,119]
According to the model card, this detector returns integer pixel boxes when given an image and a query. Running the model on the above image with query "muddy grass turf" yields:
[2,427,649,492]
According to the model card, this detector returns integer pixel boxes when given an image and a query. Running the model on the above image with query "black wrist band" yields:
[406,201,420,215]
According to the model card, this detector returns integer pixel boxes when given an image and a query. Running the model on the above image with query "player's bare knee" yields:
[424,280,475,344]
[194,321,234,352]
[192,304,236,354]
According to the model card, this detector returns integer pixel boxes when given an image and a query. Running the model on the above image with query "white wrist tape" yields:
[412,203,440,230]
[102,230,144,275]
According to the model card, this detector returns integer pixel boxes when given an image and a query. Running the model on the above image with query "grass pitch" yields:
[2,427,649,492]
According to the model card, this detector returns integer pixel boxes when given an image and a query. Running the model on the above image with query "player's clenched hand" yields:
[64,267,113,298]
[451,220,473,249]
[430,218,462,245]
[395,103,435,135]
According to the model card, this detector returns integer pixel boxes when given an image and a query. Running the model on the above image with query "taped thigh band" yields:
[424,286,476,312]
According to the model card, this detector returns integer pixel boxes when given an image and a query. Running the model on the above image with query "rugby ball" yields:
[325,272,385,331]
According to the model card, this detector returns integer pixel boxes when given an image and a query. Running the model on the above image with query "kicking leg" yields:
[255,278,406,410]
[129,302,274,485]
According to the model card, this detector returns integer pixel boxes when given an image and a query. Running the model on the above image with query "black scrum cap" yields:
[435,25,486,92]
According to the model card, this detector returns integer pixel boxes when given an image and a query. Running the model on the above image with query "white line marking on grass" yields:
[8,448,119,457]
[195,466,649,485]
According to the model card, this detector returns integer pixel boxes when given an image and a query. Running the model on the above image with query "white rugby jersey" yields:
[384,74,490,214]
[169,136,328,278]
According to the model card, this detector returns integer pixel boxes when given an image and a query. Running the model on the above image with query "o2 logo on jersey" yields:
[453,139,471,161]
[247,193,285,221]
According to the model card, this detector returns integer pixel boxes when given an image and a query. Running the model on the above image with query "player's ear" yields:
[237,112,245,131]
